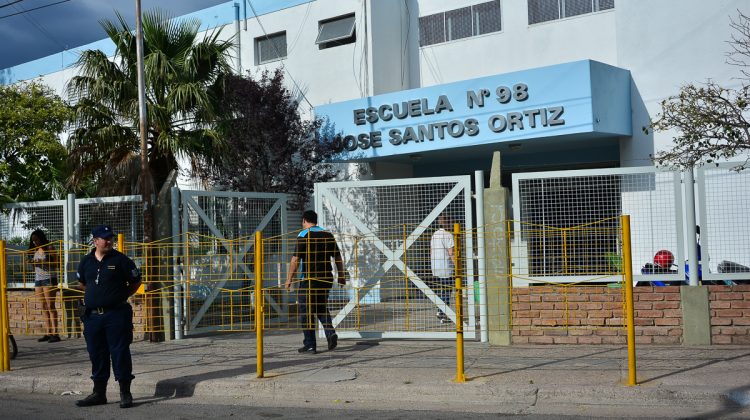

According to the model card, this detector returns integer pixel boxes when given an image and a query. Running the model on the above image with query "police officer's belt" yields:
[88,302,126,315]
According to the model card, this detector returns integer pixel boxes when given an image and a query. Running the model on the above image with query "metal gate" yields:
[179,190,288,334]
[315,176,475,339]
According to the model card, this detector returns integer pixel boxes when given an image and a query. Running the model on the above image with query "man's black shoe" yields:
[327,334,338,351]
[297,346,317,354]
[75,392,107,407]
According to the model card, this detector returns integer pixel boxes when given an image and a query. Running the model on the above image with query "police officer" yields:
[75,225,141,409]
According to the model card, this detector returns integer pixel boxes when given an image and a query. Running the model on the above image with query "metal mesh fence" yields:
[698,165,750,281]
[514,169,683,284]
[76,196,143,244]
[0,201,66,244]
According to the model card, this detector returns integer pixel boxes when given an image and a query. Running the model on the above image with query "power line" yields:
[7,0,71,54]
[246,0,314,111]
[0,0,70,20]
[0,0,25,10]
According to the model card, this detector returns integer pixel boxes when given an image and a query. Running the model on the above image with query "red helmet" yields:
[654,250,674,269]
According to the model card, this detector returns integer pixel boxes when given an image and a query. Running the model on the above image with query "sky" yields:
[0,0,229,69]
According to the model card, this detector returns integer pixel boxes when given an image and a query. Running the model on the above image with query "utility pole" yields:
[135,0,159,342]
[135,0,152,245]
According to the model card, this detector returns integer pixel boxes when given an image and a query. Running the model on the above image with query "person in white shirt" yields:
[430,214,455,323]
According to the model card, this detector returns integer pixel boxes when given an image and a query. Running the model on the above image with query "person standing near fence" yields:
[75,225,141,409]
[431,214,455,323]
[29,230,60,342]
[285,210,347,354]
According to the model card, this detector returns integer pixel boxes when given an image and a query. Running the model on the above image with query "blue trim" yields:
[315,60,632,161]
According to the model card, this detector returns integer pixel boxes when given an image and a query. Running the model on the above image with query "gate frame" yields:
[315,175,476,340]
[178,189,288,336]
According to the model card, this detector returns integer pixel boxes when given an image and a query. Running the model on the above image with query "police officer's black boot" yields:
[119,380,133,408]
[75,381,107,407]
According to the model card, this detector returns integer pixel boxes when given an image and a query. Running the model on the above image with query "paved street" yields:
[1,333,750,418]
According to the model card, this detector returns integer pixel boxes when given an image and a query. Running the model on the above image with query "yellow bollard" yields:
[621,215,637,386]
[1,240,10,371]
[453,223,465,383]
[255,231,264,378]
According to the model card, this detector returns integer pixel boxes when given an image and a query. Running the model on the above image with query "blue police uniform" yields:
[75,225,140,408]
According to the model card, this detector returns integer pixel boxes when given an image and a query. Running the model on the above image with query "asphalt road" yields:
[2,390,750,419]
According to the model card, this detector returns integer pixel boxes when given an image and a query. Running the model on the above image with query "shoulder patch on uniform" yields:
[131,268,141,278]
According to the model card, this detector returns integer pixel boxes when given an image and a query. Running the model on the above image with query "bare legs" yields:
[36,286,58,338]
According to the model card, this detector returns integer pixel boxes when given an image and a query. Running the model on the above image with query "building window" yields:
[528,0,614,25]
[316,13,356,49]
[418,13,445,46]
[256,31,287,64]
[445,7,473,41]
[473,1,502,35]
[419,1,502,47]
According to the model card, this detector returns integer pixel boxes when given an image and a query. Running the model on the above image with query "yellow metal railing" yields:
[0,217,636,384]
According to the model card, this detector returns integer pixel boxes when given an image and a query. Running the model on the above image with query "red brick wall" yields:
[6,289,145,340]
[709,285,750,345]
[511,286,683,345]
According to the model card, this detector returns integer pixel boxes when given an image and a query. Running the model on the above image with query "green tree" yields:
[198,70,339,209]
[66,9,234,197]
[651,11,750,170]
[0,82,71,203]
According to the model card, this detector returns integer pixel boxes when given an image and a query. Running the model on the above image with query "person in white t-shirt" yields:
[430,214,455,323]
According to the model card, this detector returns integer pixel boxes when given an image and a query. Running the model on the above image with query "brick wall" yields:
[709,285,750,345]
[6,289,146,340]
[511,286,683,345]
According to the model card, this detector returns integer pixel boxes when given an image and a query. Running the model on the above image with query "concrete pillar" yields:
[484,152,511,345]
[681,285,711,345]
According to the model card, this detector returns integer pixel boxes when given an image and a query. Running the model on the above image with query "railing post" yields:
[621,215,638,386]
[453,223,465,383]
[1,240,10,371]
[255,231,264,378]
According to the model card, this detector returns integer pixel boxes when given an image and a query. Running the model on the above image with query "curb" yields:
[1,371,735,411]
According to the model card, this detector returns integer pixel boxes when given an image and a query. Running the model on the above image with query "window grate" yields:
[419,13,445,47]
[474,1,502,35]
[419,0,502,47]
[565,0,593,18]
[445,7,472,41]
[256,32,287,64]
[528,0,614,25]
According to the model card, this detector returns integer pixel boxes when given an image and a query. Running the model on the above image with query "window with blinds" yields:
[419,0,502,47]
[255,32,287,64]
[528,0,614,25]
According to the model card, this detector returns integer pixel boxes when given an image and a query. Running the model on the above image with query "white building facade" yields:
[4,0,747,179]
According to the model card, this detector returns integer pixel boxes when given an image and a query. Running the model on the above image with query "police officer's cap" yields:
[91,224,115,239]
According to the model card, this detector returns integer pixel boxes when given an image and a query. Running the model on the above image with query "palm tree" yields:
[66,9,234,198]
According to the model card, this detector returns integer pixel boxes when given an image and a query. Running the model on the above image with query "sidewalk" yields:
[2,332,749,416]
